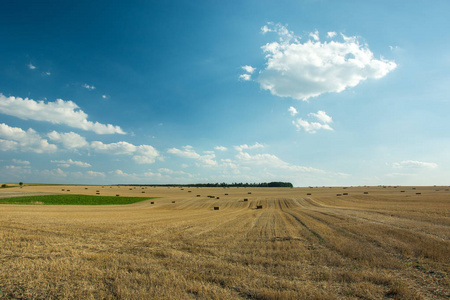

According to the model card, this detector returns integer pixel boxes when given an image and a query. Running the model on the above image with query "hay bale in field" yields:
[61,189,65,191]
[343,193,348,195]
[248,192,252,194]
[197,195,201,197]
[216,197,220,199]
[67,190,70,192]
[116,194,119,196]
[243,199,248,202]
[416,193,421,195]
[96,192,100,195]
[401,191,405,192]
[225,193,228,195]
[85,188,88,190]
[256,205,263,209]
[412,188,416,190]
[142,191,145,193]
[445,189,449,191]
[214,207,220,210]
[364,192,369,194]
[150,201,155,204]
[336,194,342,196]
[188,191,191,193]
[307,193,312,195]
[172,201,176,203]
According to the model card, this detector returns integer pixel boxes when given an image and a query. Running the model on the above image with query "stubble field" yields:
[0,185,449,299]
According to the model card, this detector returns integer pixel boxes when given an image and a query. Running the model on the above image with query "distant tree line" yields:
[119,182,293,188]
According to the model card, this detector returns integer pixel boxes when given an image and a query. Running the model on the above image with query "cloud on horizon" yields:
[392,160,438,169]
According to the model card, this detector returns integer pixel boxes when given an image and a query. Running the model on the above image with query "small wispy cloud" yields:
[327,31,337,38]
[51,159,91,168]
[214,146,227,151]
[239,65,256,81]
[27,63,36,70]
[242,65,256,74]
[12,159,30,165]
[234,142,264,152]
[239,74,252,81]
[292,110,333,134]
[288,106,298,116]
[392,160,438,169]
[82,84,95,90]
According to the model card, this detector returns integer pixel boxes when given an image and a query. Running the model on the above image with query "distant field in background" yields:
[0,194,154,205]
[0,185,449,299]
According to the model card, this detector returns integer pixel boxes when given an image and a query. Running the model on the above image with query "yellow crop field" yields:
[0,185,449,299]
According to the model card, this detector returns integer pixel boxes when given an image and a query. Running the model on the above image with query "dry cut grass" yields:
[0,185,449,299]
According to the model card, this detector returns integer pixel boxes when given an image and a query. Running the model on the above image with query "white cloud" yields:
[158,168,188,176]
[51,159,91,168]
[327,31,337,38]
[234,142,264,152]
[91,141,159,164]
[239,74,252,81]
[41,168,67,178]
[109,169,139,179]
[292,119,333,133]
[3,165,32,176]
[12,159,30,165]
[0,123,57,153]
[261,22,296,41]
[242,65,256,74]
[214,146,227,151]
[86,170,105,177]
[309,30,319,41]
[288,106,298,116]
[308,110,333,124]
[102,95,109,99]
[28,63,36,70]
[0,139,19,151]
[168,145,200,159]
[45,71,51,76]
[253,23,397,100]
[236,151,325,173]
[47,131,89,149]
[392,160,438,169]
[0,94,125,134]
[292,110,333,133]
[168,145,217,167]
[82,84,95,90]
[90,141,136,155]
[133,145,159,164]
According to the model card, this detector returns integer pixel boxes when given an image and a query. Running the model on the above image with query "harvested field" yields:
[0,185,449,299]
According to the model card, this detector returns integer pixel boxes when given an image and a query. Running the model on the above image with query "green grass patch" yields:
[0,194,157,205]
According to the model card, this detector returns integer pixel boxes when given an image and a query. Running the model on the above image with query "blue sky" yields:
[1,0,449,186]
